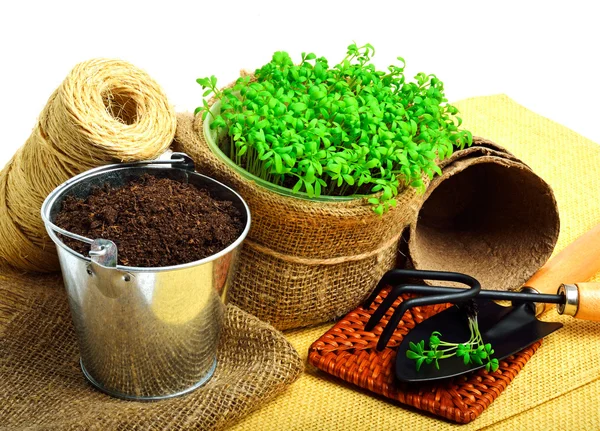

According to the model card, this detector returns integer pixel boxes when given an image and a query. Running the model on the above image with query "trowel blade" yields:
[395,298,563,382]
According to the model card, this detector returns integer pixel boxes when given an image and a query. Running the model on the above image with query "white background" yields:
[0,0,598,168]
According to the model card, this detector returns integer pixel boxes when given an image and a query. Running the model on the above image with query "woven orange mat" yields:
[308,287,541,424]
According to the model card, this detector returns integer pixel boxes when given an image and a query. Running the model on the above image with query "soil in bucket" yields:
[55,174,244,267]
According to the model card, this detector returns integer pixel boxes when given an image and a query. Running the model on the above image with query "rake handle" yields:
[525,222,600,319]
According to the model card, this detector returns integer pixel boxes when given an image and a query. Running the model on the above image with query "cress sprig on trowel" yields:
[406,300,499,372]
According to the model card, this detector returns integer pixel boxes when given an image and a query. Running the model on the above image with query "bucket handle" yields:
[42,152,195,255]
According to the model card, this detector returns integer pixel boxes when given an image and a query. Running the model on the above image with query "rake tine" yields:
[364,284,456,331]
[363,269,411,309]
[364,270,482,350]
[376,293,462,351]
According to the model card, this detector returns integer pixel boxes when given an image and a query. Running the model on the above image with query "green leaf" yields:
[365,159,379,169]
[305,181,315,197]
[196,77,210,87]
[282,154,295,167]
[256,119,270,129]
[292,179,303,193]
[290,102,308,114]
[314,180,322,196]
[329,164,342,174]
[471,354,483,366]
[457,344,471,362]
[274,153,283,173]
[429,334,440,348]
[315,62,325,79]
[305,164,316,183]
[417,341,426,355]
[411,179,424,188]
[381,187,392,201]
[260,151,274,161]
[406,350,421,360]
[314,162,323,176]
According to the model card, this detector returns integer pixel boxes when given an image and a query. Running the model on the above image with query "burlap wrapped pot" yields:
[173,113,424,330]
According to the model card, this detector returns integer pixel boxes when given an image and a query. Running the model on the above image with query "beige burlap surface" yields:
[174,112,423,330]
[229,95,600,430]
[0,267,303,430]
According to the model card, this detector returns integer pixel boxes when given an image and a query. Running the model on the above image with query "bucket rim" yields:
[40,155,251,273]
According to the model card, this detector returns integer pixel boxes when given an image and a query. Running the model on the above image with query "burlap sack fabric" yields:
[0,267,303,430]
[229,95,600,430]
[174,112,424,330]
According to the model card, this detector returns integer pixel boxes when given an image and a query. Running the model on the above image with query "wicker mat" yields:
[231,95,600,431]
[0,268,303,430]
[308,288,542,424]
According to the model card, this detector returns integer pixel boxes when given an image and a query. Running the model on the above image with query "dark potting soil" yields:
[55,175,244,267]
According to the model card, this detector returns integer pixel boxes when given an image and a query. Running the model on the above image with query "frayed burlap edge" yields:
[0,267,303,431]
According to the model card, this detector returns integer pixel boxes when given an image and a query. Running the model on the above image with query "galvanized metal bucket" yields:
[41,153,251,400]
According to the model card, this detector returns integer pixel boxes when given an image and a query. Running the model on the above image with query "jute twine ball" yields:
[0,58,176,272]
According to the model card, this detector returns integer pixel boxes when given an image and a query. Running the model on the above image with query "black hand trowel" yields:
[363,222,600,382]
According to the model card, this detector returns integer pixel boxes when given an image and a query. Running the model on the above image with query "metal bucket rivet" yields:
[41,153,251,400]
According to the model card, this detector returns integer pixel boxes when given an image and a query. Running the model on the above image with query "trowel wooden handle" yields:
[525,222,600,313]
[562,283,600,321]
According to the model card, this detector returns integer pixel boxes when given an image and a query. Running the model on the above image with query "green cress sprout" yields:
[407,300,499,373]
[196,43,472,214]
